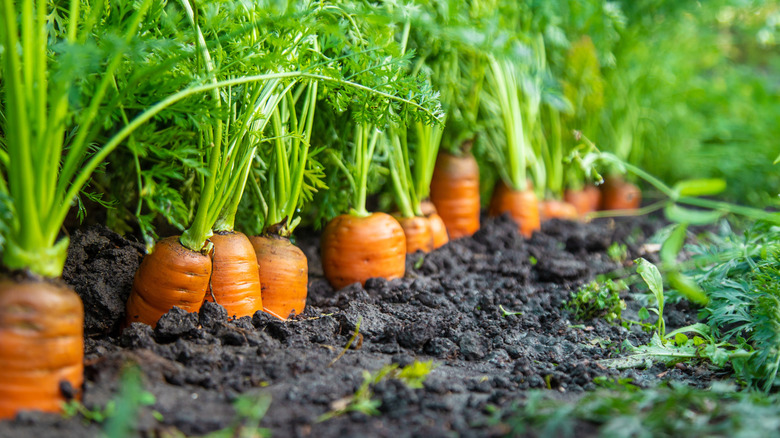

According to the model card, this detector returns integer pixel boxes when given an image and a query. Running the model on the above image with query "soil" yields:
[0,214,719,437]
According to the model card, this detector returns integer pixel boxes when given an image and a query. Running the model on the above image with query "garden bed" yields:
[0,215,718,437]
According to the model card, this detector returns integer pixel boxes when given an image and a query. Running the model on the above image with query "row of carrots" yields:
[0,0,645,421]
[127,144,643,328]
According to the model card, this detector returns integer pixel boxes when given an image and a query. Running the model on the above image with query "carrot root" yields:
[207,231,263,320]
[397,215,434,254]
[126,236,211,328]
[420,201,449,249]
[600,176,642,211]
[0,280,84,419]
[321,212,406,290]
[488,181,541,238]
[564,185,602,217]
[430,152,480,239]
[539,199,579,222]
[250,235,308,321]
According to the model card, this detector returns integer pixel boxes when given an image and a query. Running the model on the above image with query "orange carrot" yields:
[429,151,480,239]
[249,235,307,320]
[539,199,579,222]
[207,231,263,319]
[397,215,434,254]
[321,212,406,290]
[600,176,642,211]
[0,280,83,418]
[564,185,602,217]
[488,181,541,238]
[421,201,449,249]
[126,236,211,328]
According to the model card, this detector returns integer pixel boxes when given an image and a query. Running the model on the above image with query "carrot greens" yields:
[249,79,325,237]
[0,0,203,277]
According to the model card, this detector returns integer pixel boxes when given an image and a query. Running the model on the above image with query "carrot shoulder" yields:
[430,152,480,239]
[0,280,84,418]
[564,185,601,217]
[600,176,642,211]
[321,212,406,290]
[397,215,434,254]
[488,181,541,238]
[421,201,449,249]
[126,236,211,328]
[250,235,308,320]
[539,199,579,222]
[207,231,263,320]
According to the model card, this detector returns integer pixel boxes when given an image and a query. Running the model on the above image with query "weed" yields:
[62,365,159,436]
[318,360,437,421]
[634,258,665,337]
[203,393,272,438]
[604,224,780,390]
[607,242,628,263]
[329,316,362,367]
[566,279,627,323]
[494,383,780,437]
[499,305,523,317]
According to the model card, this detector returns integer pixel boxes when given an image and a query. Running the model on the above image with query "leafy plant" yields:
[566,279,627,323]
[634,258,666,337]
[203,393,272,438]
[604,223,780,391]
[63,365,158,436]
[688,222,780,391]
[494,382,780,438]
[318,360,437,421]
[607,242,628,263]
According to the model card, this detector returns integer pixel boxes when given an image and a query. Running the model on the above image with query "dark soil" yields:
[0,215,717,437]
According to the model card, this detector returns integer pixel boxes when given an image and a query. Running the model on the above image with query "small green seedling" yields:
[566,279,627,323]
[397,360,436,389]
[499,305,523,317]
[607,242,628,263]
[63,364,157,434]
[204,393,272,438]
[329,316,362,367]
[635,258,666,337]
[318,360,437,421]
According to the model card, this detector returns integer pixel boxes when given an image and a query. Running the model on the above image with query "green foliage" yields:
[0,0,198,275]
[494,382,780,438]
[606,242,627,263]
[397,360,437,389]
[605,222,780,391]
[318,360,437,421]
[634,258,665,337]
[566,279,627,323]
[606,2,780,205]
[203,393,272,438]
[63,365,157,437]
[604,326,751,371]
[688,222,780,391]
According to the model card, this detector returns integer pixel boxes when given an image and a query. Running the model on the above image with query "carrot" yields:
[0,280,83,418]
[249,235,307,320]
[564,185,602,217]
[206,231,263,319]
[539,199,579,222]
[421,201,449,249]
[126,236,211,328]
[600,176,642,211]
[397,215,434,254]
[321,212,406,290]
[488,181,541,238]
[429,151,480,239]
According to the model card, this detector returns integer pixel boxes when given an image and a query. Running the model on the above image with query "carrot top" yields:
[0,0,222,277]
